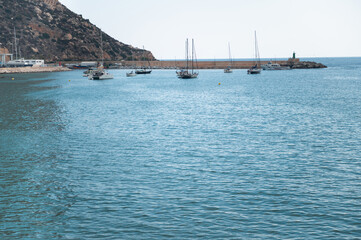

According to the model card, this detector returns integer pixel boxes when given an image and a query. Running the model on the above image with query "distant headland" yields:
[0,0,154,62]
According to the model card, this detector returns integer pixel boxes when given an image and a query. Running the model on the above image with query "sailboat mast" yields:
[18,32,22,59]
[228,42,232,66]
[186,39,189,70]
[100,30,104,66]
[142,46,151,69]
[191,39,194,74]
[14,27,18,59]
[254,31,257,65]
[254,31,260,67]
[142,45,145,68]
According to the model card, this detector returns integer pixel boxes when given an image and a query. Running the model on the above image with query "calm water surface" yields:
[1,59,361,239]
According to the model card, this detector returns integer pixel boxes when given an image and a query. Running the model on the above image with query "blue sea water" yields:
[1,58,361,239]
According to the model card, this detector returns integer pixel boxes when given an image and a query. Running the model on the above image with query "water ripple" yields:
[1,68,361,239]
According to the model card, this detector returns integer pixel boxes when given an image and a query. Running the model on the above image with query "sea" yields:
[1,57,361,239]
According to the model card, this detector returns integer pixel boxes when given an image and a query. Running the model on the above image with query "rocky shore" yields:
[0,0,155,62]
[288,61,327,69]
[0,66,71,74]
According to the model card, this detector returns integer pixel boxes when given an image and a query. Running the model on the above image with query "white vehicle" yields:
[7,58,44,67]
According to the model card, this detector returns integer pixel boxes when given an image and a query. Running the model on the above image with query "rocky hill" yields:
[0,0,155,62]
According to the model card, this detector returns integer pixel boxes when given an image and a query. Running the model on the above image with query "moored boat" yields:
[83,67,97,77]
[136,46,152,74]
[261,61,291,70]
[178,70,198,79]
[224,67,232,73]
[135,68,152,74]
[88,66,113,80]
[247,31,261,75]
[247,67,262,74]
[87,30,113,80]
[126,71,136,77]
[224,42,233,73]
[177,39,198,79]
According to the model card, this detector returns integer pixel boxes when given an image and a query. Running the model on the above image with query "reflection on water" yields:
[1,64,361,239]
[1,74,70,239]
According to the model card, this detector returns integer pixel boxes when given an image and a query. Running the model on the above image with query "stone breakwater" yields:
[290,61,327,69]
[123,59,327,69]
[0,66,71,74]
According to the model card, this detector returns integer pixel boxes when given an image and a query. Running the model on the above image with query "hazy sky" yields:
[59,0,361,59]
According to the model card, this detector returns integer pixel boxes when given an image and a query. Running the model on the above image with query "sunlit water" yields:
[1,58,361,239]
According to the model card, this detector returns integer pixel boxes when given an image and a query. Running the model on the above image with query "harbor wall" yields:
[123,59,299,69]
[121,58,327,69]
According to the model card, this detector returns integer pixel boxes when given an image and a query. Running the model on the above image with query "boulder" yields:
[63,33,73,40]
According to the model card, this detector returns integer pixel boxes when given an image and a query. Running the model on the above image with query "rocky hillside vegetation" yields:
[0,0,155,62]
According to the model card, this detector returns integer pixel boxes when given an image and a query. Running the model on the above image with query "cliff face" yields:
[0,0,155,62]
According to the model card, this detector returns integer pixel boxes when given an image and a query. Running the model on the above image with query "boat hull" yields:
[135,70,152,74]
[247,69,261,74]
[178,73,198,79]
[262,63,291,70]
[262,66,291,70]
[90,75,114,80]
[88,71,114,80]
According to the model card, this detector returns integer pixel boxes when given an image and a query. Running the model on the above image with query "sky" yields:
[59,0,361,60]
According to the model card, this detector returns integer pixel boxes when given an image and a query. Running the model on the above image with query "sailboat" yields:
[126,71,136,77]
[88,30,114,80]
[247,31,262,74]
[224,42,233,73]
[135,46,152,74]
[126,54,137,77]
[6,26,42,67]
[177,39,198,79]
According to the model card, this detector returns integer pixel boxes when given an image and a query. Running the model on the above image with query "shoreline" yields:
[0,66,71,75]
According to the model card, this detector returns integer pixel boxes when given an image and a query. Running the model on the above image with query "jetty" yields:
[0,66,71,74]
[123,58,327,70]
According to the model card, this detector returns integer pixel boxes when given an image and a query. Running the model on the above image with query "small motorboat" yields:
[88,68,113,80]
[224,67,233,73]
[126,71,136,77]
[83,68,97,77]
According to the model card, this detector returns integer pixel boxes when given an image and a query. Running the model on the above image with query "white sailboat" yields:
[177,39,198,79]
[88,30,114,80]
[83,68,97,77]
[247,31,262,75]
[126,71,136,77]
[224,42,233,73]
[126,54,137,77]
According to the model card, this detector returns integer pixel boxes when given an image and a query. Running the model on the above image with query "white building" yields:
[80,62,97,67]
